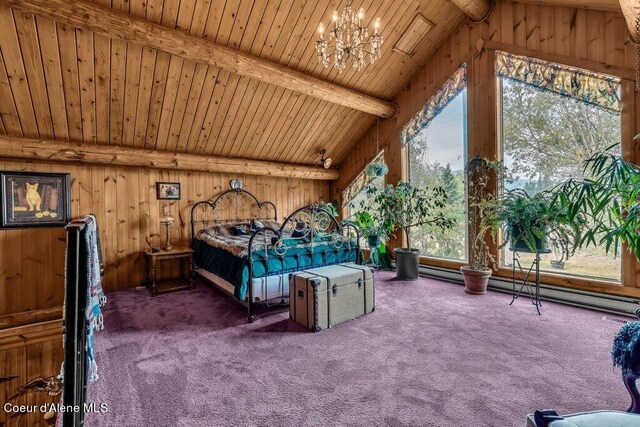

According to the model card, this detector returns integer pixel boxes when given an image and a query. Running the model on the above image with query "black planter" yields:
[394,248,420,281]
[509,223,549,253]
[367,234,381,249]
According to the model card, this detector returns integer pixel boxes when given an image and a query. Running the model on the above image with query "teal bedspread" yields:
[193,238,358,301]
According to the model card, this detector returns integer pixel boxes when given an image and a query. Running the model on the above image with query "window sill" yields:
[415,259,636,298]
[493,266,626,295]
[419,256,466,270]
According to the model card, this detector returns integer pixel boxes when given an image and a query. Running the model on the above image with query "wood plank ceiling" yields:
[0,0,466,166]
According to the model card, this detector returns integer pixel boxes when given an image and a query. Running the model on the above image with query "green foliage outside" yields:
[405,78,622,281]
[500,79,621,280]
[361,180,456,249]
[409,153,466,260]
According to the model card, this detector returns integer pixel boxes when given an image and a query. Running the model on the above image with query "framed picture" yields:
[0,171,71,228]
[156,182,181,200]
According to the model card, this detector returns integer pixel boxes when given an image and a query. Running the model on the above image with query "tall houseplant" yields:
[460,156,503,294]
[560,142,640,262]
[365,180,455,280]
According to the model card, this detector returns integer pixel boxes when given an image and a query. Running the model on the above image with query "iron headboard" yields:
[190,187,277,239]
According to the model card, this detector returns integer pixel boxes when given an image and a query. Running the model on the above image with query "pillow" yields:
[290,219,309,239]
[207,224,232,236]
[250,219,264,231]
[291,228,308,238]
[262,220,281,230]
[204,222,248,236]
[231,225,250,236]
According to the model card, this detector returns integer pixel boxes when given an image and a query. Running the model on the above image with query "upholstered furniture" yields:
[525,409,640,427]
[527,314,640,426]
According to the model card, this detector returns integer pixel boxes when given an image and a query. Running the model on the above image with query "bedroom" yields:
[2,0,640,426]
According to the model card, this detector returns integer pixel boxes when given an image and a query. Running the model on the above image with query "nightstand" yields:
[144,247,194,296]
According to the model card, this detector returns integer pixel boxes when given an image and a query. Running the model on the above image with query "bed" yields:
[190,184,362,322]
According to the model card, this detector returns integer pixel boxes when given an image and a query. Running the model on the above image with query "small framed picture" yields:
[156,182,181,200]
[0,171,71,228]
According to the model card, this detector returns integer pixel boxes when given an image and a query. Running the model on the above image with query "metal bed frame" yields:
[190,185,361,323]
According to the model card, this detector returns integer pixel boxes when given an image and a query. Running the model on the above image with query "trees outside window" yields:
[408,90,467,261]
[342,152,386,242]
[500,78,621,281]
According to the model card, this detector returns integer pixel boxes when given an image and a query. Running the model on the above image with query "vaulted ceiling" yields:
[0,0,467,166]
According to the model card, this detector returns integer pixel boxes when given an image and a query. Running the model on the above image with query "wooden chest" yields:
[289,263,374,332]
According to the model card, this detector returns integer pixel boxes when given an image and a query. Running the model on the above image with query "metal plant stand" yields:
[510,248,550,315]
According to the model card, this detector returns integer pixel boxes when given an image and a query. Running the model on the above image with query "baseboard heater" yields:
[407,263,640,318]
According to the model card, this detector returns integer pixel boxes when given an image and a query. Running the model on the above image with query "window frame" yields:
[406,88,469,264]
[493,61,627,290]
[398,46,638,296]
[341,151,386,222]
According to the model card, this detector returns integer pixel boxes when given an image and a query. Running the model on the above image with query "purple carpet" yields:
[87,271,631,426]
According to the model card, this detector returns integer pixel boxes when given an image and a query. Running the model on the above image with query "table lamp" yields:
[160,204,175,251]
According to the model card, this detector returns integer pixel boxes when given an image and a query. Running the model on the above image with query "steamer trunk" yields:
[289,263,374,331]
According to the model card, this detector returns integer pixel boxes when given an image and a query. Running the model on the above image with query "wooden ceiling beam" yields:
[620,0,640,42]
[0,136,340,180]
[0,0,396,118]
[449,0,491,21]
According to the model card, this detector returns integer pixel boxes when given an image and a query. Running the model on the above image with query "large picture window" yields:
[405,66,468,261]
[342,151,385,223]
[497,52,622,282]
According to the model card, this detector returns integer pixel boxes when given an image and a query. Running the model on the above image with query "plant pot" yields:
[550,260,565,269]
[460,266,492,295]
[367,234,381,249]
[509,223,549,253]
[394,248,420,281]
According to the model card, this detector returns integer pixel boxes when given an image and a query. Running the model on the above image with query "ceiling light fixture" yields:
[320,149,332,169]
[316,1,384,73]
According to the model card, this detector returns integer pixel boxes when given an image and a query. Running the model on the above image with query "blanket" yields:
[193,222,358,301]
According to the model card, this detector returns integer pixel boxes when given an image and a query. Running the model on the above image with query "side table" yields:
[144,247,194,296]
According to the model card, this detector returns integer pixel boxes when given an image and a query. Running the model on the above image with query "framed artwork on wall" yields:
[156,182,181,200]
[0,171,71,228]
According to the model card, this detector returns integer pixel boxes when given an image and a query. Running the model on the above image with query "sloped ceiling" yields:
[0,0,466,166]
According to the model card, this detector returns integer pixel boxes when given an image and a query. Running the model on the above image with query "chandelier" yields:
[316,2,384,73]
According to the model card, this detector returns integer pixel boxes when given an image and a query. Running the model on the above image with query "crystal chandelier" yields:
[316,1,384,73]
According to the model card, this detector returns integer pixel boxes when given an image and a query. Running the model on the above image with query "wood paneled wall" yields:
[332,0,640,295]
[0,161,329,319]
[0,321,62,427]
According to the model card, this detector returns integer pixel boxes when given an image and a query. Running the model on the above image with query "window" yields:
[404,65,468,261]
[342,151,385,223]
[497,52,622,282]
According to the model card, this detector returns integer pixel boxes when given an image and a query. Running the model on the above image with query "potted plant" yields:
[365,180,455,280]
[559,142,640,263]
[460,156,503,294]
[317,200,339,216]
[548,226,580,270]
[353,210,391,250]
[480,188,585,264]
[612,320,640,413]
